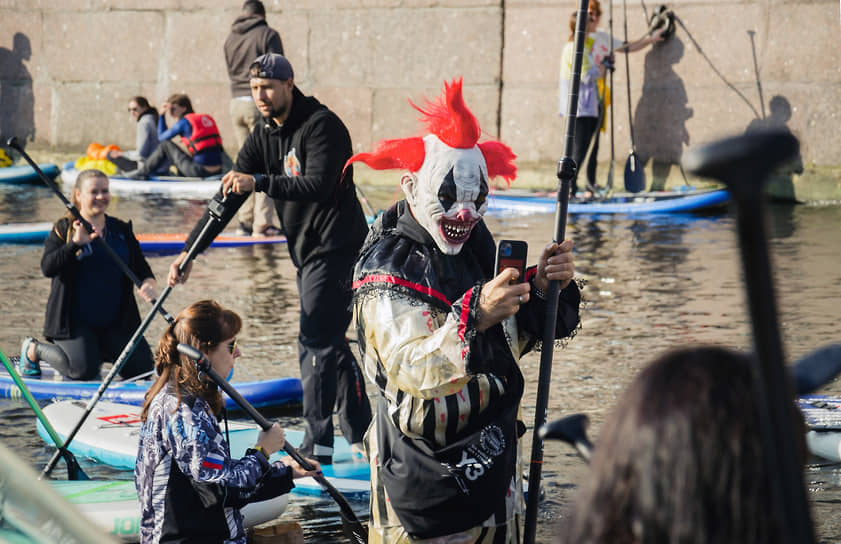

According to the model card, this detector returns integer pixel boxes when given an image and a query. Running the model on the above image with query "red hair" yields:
[344,78,516,185]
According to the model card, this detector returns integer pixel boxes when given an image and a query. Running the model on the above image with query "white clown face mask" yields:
[401,135,489,255]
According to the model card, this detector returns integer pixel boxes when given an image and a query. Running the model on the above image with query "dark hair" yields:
[561,346,795,544]
[130,96,159,123]
[141,300,242,420]
[242,0,265,16]
[165,93,194,116]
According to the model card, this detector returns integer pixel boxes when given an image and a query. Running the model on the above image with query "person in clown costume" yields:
[348,79,581,543]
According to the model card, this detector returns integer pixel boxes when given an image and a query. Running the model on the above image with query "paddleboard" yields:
[799,395,841,462]
[1,359,302,411]
[0,222,288,252]
[50,478,289,543]
[486,188,730,216]
[61,161,221,199]
[37,400,371,498]
[0,163,60,185]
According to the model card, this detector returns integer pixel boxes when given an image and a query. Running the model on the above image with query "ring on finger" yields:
[518,295,523,304]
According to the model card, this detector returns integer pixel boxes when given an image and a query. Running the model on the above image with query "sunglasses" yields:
[127,106,140,112]
[226,339,238,354]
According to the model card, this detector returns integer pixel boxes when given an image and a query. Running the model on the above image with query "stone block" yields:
[501,85,565,164]
[765,3,841,83]
[164,12,231,87]
[504,6,566,86]
[51,82,147,148]
[309,8,502,89]
[43,11,165,83]
[272,12,310,84]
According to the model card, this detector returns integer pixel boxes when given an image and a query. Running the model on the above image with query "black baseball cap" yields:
[249,53,294,81]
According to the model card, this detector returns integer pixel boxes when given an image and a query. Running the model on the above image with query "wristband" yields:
[252,445,269,460]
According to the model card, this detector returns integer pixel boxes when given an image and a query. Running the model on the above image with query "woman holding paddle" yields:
[135,299,320,544]
[20,168,158,380]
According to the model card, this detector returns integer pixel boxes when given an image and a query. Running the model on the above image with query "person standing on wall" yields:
[224,0,283,237]
[167,53,372,466]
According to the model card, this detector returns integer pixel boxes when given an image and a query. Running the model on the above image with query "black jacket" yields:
[224,14,284,98]
[41,215,153,339]
[185,88,369,269]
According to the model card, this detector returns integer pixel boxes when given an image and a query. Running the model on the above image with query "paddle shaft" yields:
[606,0,616,191]
[621,0,636,152]
[522,0,586,540]
[7,137,174,323]
[0,348,88,480]
[176,344,367,543]
[683,130,813,543]
[40,217,218,478]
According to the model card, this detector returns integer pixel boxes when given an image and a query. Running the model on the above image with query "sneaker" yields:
[235,222,252,236]
[255,225,283,238]
[350,442,367,462]
[19,337,41,377]
[121,169,148,180]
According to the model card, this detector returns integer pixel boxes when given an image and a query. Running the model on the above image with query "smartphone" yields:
[494,240,528,282]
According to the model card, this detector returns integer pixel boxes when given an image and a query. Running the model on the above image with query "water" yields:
[1,181,841,542]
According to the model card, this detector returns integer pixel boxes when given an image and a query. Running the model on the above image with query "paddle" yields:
[605,0,616,193]
[0,347,89,480]
[176,343,367,544]
[538,413,592,462]
[621,0,645,193]
[40,198,226,478]
[7,136,175,324]
[683,129,814,543]
[522,0,588,540]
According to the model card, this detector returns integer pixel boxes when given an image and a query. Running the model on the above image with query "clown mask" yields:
[401,135,489,254]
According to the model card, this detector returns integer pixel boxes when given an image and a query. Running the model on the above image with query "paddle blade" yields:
[624,152,645,192]
[62,451,90,481]
[791,344,841,395]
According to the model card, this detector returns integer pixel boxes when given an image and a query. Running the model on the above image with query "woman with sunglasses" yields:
[106,96,170,175]
[135,299,321,544]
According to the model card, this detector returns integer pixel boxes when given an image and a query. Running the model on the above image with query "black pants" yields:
[40,322,154,380]
[570,116,599,194]
[296,250,372,462]
[139,140,218,178]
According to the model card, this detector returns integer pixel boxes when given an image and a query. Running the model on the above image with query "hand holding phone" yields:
[494,240,528,283]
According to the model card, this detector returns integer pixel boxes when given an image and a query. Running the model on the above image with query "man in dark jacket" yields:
[168,53,372,465]
[224,0,283,236]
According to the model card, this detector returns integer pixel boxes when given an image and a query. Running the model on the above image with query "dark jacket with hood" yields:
[41,215,152,339]
[184,87,368,269]
[224,14,284,98]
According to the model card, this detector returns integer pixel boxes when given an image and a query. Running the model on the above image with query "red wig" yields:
[344,78,516,185]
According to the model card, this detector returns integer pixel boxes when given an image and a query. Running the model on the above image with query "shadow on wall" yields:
[0,32,35,166]
[633,36,692,191]
[744,95,803,202]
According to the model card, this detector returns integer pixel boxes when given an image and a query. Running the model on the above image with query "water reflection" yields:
[0,188,840,541]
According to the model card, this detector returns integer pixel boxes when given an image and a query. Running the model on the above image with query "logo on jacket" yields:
[284,148,301,177]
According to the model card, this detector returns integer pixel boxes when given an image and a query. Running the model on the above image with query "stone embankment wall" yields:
[2,0,839,197]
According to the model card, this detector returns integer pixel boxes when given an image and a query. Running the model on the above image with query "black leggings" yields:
[570,116,600,194]
[37,323,154,380]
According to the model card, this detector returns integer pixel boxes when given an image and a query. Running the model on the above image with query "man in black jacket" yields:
[224,0,282,236]
[168,53,371,464]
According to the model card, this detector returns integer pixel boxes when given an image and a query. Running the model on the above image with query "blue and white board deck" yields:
[61,161,222,199]
[0,222,288,252]
[0,163,60,184]
[486,188,730,216]
[799,395,841,462]
[38,400,370,498]
[1,359,302,411]
[49,478,288,542]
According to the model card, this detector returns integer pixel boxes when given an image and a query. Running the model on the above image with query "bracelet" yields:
[253,445,269,460]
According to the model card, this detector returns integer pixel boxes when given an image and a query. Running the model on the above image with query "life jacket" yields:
[180,113,223,155]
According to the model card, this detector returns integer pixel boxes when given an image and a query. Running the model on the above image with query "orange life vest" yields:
[180,113,222,155]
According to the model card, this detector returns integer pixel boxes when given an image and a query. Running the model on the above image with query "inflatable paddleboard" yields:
[1,359,302,411]
[0,222,288,251]
[37,400,371,498]
[799,395,841,462]
[61,161,221,199]
[50,479,288,542]
[486,188,730,216]
[0,163,60,185]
